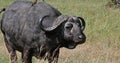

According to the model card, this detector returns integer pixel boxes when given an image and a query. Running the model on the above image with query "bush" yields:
[111,0,120,5]
[106,0,120,7]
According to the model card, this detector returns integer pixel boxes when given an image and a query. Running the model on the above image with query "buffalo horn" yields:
[78,17,86,31]
[40,15,69,32]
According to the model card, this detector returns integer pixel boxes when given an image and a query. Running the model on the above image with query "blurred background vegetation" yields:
[0,0,120,63]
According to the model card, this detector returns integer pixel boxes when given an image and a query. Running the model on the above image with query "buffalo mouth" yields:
[67,42,77,49]
[65,41,80,49]
[66,39,86,49]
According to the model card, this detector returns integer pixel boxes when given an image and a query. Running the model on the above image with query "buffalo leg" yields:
[22,48,32,63]
[4,35,17,63]
[48,54,59,63]
[52,50,59,63]
[48,50,59,63]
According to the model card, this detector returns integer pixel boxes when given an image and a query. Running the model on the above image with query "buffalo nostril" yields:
[78,35,83,39]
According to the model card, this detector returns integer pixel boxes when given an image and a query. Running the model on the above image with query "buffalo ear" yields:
[40,15,69,32]
[78,17,86,31]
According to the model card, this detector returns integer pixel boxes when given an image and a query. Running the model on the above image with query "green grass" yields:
[0,0,120,63]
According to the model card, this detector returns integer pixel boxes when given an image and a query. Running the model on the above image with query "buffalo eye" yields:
[65,23,73,30]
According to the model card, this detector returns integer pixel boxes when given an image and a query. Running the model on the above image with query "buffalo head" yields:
[40,15,86,49]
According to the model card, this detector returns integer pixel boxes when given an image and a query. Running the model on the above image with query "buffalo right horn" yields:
[40,15,69,32]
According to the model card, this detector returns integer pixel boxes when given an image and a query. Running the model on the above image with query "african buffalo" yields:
[0,1,86,63]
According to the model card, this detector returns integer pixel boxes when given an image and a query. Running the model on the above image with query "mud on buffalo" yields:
[0,0,86,63]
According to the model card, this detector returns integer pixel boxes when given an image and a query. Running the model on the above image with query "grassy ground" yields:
[0,0,120,63]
